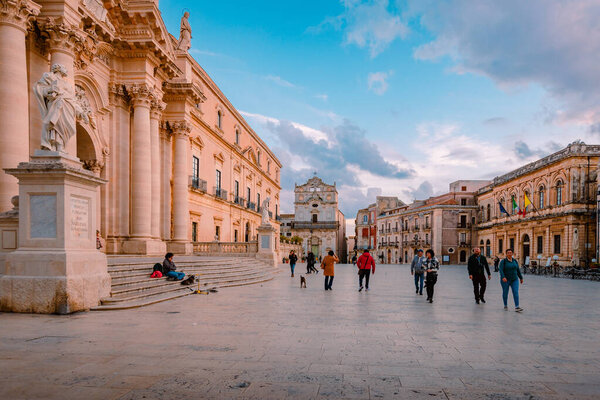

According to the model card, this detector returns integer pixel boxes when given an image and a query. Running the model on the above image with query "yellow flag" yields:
[524,193,532,209]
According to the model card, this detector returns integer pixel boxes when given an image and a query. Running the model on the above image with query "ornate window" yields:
[539,185,545,208]
[486,204,491,221]
[235,129,240,145]
[556,180,563,205]
[217,110,222,129]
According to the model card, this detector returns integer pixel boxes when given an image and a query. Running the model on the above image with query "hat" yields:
[417,249,423,253]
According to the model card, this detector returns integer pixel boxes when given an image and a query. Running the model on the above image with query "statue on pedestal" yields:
[33,64,88,153]
[177,11,192,51]
[261,197,271,225]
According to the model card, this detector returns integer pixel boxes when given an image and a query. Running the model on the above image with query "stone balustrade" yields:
[193,241,258,255]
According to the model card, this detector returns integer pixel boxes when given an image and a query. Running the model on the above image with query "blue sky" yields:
[161,0,600,230]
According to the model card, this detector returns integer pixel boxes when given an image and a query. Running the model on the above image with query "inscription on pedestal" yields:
[261,235,270,249]
[70,196,89,239]
[30,195,57,238]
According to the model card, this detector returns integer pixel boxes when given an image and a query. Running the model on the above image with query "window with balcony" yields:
[215,169,221,192]
[554,235,561,254]
[215,226,220,241]
[257,193,261,210]
[246,187,251,202]
[192,156,199,180]
[556,180,563,205]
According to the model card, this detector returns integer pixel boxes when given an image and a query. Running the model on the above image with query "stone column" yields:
[0,0,40,212]
[150,101,163,240]
[122,85,165,255]
[168,121,192,254]
[160,124,172,241]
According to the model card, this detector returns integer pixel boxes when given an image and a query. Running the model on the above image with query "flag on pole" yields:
[524,192,537,212]
[512,197,520,216]
[498,201,510,216]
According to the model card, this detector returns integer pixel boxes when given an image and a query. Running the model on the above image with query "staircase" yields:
[91,255,278,311]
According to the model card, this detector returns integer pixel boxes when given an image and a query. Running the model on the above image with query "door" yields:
[387,249,391,264]
[522,234,530,265]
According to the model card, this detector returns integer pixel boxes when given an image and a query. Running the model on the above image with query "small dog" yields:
[300,275,307,288]
[181,275,195,286]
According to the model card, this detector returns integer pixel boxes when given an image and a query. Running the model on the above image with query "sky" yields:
[161,0,600,234]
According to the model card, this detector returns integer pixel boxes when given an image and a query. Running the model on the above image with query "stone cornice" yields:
[39,17,81,56]
[477,207,595,230]
[168,120,191,137]
[162,81,206,104]
[0,0,40,32]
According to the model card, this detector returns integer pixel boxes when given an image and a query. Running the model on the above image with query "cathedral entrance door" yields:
[311,244,319,258]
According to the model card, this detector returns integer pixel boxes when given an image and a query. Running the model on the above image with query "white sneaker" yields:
[515,307,524,312]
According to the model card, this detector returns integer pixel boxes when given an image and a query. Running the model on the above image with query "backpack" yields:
[153,263,163,273]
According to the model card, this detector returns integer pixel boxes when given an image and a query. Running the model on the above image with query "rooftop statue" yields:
[177,11,192,51]
[34,64,88,153]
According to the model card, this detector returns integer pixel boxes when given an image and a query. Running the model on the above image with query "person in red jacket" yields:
[357,249,376,292]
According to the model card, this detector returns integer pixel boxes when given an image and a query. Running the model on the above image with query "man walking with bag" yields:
[357,249,376,292]
[468,247,491,304]
[411,249,426,295]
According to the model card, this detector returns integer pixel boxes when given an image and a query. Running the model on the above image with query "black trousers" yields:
[308,263,318,273]
[358,269,371,289]
[425,273,437,300]
[324,276,334,290]
[472,274,487,301]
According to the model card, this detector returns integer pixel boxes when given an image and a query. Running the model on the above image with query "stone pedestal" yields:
[122,239,167,255]
[256,224,277,267]
[0,151,110,314]
[167,241,193,255]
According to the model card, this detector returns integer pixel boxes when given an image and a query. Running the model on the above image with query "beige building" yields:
[0,0,281,255]
[355,196,404,253]
[476,141,598,267]
[285,176,347,262]
[376,181,488,264]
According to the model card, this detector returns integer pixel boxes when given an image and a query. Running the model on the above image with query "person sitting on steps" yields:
[163,252,185,281]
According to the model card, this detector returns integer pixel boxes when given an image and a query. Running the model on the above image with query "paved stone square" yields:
[1,264,600,399]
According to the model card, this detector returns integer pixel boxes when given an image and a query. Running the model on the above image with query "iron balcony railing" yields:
[291,221,339,229]
[457,222,471,229]
[189,176,207,192]
[213,187,228,201]
[276,214,281,221]
[392,227,399,232]
[233,196,245,207]
[247,201,256,211]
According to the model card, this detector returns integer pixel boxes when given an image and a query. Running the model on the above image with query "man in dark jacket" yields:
[357,249,375,292]
[468,248,491,304]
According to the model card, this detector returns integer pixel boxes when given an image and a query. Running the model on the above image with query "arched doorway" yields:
[485,239,491,258]
[387,249,391,264]
[404,251,408,263]
[522,234,530,265]
[459,250,467,263]
[245,222,250,242]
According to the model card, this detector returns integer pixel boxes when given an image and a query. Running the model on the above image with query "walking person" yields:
[468,247,491,304]
[499,249,524,312]
[356,249,376,292]
[321,250,339,290]
[306,251,319,274]
[163,252,185,281]
[493,256,500,272]
[411,249,426,295]
[289,250,298,277]
[424,249,440,303]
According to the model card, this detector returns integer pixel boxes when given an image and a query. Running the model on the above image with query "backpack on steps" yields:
[153,263,163,274]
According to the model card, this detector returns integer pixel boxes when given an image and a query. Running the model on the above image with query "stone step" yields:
[107,259,245,273]
[100,271,274,306]
[90,274,276,311]
[110,269,270,296]
[110,265,264,287]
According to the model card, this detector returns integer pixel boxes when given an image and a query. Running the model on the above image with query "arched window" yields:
[235,129,240,145]
[257,150,261,166]
[556,180,563,205]
[539,185,545,209]
[217,110,222,129]
[363,215,368,224]
[486,204,491,221]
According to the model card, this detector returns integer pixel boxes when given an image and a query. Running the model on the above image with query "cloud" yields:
[367,71,393,95]
[483,117,508,126]
[243,112,415,218]
[315,94,328,101]
[402,181,434,201]
[265,75,297,88]
[514,140,563,159]
[308,0,409,57]
[408,0,600,125]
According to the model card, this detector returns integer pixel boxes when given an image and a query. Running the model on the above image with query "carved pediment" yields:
[190,135,204,149]
[214,152,225,163]
[242,146,258,165]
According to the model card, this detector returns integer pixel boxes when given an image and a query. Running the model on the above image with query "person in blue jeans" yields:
[288,250,298,277]
[411,249,426,295]
[499,249,524,312]
[163,252,185,280]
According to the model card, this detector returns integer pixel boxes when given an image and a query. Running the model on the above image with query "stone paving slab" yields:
[1,263,600,399]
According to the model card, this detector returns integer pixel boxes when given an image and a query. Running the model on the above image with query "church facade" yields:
[0,0,281,255]
[286,177,347,262]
